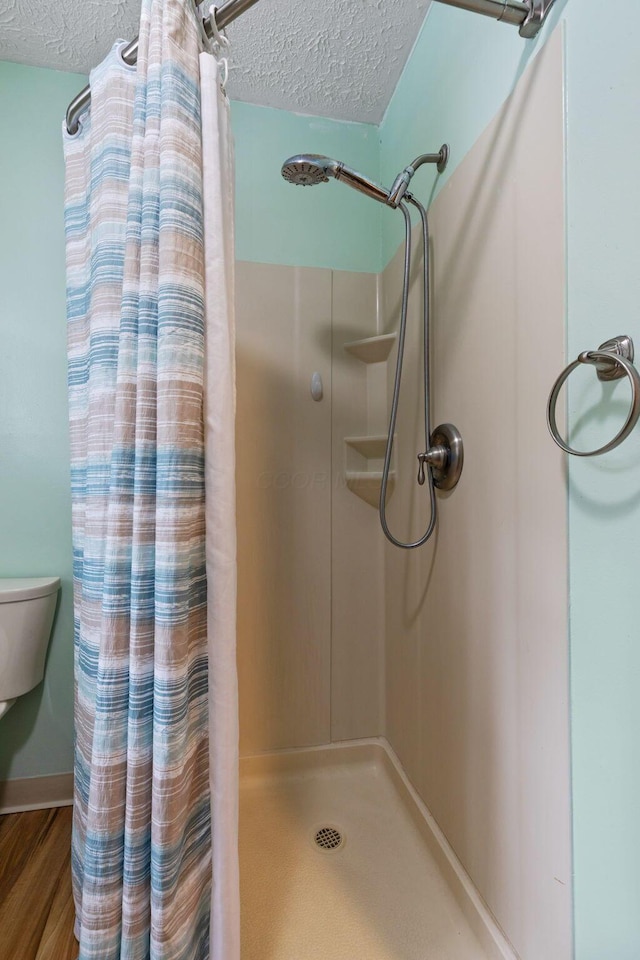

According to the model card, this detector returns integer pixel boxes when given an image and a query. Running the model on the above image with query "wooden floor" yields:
[0,806,77,960]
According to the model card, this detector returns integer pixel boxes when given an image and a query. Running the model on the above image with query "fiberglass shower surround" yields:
[282,151,464,549]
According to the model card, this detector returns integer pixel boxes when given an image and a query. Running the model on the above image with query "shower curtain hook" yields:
[198,5,230,91]
[218,56,230,90]
[207,5,231,51]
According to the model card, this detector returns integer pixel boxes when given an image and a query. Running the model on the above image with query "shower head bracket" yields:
[519,0,557,38]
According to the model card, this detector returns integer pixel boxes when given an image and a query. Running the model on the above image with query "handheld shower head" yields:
[282,147,448,207]
[281,155,337,187]
[281,154,391,205]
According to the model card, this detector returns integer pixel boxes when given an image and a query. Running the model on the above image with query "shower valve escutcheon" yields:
[418,423,464,491]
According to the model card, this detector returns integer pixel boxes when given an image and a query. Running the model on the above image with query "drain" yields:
[314,825,344,852]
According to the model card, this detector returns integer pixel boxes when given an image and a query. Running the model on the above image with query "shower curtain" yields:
[63,0,238,957]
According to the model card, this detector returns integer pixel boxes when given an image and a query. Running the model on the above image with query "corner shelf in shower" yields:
[344,435,396,508]
[343,333,397,364]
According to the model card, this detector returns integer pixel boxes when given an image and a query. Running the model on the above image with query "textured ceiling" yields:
[0,0,431,124]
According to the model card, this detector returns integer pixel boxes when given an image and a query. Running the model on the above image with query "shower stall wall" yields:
[234,25,571,960]
[383,29,570,960]
[235,262,385,754]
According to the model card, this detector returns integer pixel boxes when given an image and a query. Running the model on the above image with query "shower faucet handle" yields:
[417,424,464,491]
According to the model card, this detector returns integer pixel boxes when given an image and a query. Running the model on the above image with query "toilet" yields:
[0,577,61,720]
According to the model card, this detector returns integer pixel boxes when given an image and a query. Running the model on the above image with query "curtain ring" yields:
[208,6,231,50]
[218,56,229,90]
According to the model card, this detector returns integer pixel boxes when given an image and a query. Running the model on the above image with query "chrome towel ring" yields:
[547,335,640,457]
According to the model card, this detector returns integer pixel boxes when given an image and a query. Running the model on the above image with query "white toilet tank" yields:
[0,577,61,704]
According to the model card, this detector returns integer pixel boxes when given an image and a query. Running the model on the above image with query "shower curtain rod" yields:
[65,0,555,135]
[434,0,556,36]
[65,0,260,134]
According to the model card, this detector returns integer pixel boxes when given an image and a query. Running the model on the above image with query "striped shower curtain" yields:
[63,0,238,957]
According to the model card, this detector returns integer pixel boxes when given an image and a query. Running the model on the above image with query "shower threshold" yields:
[239,739,513,960]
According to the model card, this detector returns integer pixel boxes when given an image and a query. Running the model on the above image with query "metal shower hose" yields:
[379,197,437,549]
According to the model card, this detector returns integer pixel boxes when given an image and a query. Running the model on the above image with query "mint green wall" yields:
[380,1,640,956]
[231,101,381,272]
[0,61,81,781]
[565,4,640,956]
[379,1,567,265]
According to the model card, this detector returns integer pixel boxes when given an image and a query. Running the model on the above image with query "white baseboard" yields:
[240,736,518,960]
[0,772,73,815]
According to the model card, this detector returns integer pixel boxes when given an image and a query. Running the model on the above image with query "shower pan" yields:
[282,150,463,549]
[239,741,502,960]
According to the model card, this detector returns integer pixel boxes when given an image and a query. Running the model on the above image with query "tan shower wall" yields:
[330,271,386,740]
[382,30,572,960]
[235,262,384,756]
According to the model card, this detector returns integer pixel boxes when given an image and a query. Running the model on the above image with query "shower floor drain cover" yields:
[314,825,344,852]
